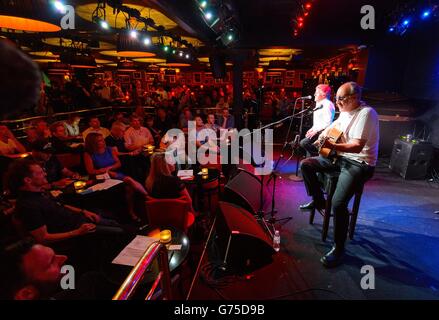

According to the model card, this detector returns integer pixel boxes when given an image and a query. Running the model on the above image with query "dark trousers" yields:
[299,131,321,157]
[300,156,375,248]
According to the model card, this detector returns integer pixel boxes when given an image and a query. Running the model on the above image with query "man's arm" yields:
[30,224,96,243]
[325,138,367,154]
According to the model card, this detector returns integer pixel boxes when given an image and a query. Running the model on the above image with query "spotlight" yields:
[305,3,312,10]
[402,19,410,26]
[163,46,169,52]
[143,37,151,45]
[388,27,395,32]
[298,22,304,28]
[200,1,207,8]
[53,0,66,13]
[205,12,213,20]
[185,54,190,59]
[227,33,233,41]
[422,10,431,19]
[179,51,184,57]
[172,49,176,54]
[130,30,138,39]
[100,20,109,30]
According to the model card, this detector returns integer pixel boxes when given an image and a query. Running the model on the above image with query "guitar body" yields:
[317,127,343,158]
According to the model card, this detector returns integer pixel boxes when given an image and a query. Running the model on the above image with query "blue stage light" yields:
[403,19,410,26]
[422,10,431,19]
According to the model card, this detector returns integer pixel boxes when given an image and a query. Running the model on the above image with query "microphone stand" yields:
[240,113,298,235]
[289,98,309,182]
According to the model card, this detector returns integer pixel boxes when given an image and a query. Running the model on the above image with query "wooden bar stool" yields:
[309,171,364,242]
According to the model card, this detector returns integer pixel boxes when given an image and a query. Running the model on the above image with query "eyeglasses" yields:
[335,94,354,102]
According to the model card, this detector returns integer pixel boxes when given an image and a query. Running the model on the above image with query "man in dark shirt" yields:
[30,140,80,188]
[155,107,174,134]
[6,159,124,244]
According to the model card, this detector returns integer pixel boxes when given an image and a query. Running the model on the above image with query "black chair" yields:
[309,171,364,242]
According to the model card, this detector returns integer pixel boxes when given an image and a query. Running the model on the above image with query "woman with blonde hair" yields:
[84,132,147,222]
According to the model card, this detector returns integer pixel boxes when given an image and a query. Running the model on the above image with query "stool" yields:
[309,171,364,242]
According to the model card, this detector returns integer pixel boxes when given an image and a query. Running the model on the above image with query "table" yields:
[103,227,190,294]
[182,168,220,211]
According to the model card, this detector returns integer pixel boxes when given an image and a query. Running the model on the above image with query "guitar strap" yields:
[341,106,363,142]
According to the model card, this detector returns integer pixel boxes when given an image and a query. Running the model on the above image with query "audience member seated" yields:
[204,113,220,132]
[124,114,154,152]
[83,133,147,222]
[0,125,26,156]
[145,152,194,212]
[132,105,146,122]
[217,107,235,129]
[107,111,129,128]
[155,107,174,135]
[30,140,80,189]
[50,122,83,154]
[179,107,193,131]
[24,127,39,149]
[215,96,229,112]
[0,238,117,300]
[82,116,110,140]
[33,119,51,140]
[5,159,124,244]
[63,114,81,138]
[145,115,161,147]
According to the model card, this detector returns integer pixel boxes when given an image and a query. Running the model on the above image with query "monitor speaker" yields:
[214,201,274,274]
[209,54,226,79]
[389,139,433,179]
[223,169,261,215]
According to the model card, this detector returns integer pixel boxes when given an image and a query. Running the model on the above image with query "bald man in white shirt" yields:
[299,82,379,268]
[299,84,335,156]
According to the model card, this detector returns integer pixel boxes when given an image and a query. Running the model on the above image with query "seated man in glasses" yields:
[299,82,379,268]
[299,84,335,156]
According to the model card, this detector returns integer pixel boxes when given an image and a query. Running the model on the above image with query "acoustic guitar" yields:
[315,127,343,158]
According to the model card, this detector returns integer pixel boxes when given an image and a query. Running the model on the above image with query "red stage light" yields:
[304,12,309,17]
[298,22,304,28]
[305,3,312,10]
[298,17,304,22]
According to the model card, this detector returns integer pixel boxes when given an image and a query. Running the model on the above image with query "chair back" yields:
[56,153,81,169]
[145,196,191,232]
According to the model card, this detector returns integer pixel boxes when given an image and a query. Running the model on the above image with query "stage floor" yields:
[188,153,439,300]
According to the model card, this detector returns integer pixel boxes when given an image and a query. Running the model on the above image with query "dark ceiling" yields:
[0,0,414,66]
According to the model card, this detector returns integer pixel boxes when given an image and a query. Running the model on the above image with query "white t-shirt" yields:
[312,98,335,132]
[0,138,18,155]
[124,126,153,149]
[326,103,379,166]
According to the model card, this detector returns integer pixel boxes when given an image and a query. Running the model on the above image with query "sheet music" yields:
[88,179,123,192]
[177,170,193,177]
[112,235,158,266]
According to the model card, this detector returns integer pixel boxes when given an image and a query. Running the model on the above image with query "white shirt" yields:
[312,98,335,132]
[124,126,153,149]
[327,102,379,166]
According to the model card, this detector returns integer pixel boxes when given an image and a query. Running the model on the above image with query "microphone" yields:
[297,95,313,100]
[311,105,323,112]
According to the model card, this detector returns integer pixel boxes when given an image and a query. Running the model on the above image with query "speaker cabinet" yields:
[223,169,262,215]
[389,139,433,179]
[215,201,274,274]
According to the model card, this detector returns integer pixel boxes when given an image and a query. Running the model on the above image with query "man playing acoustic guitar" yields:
[299,82,379,268]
